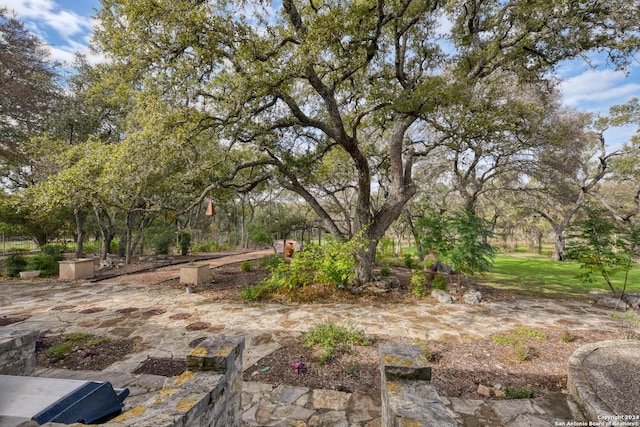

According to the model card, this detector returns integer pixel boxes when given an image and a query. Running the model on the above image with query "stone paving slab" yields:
[0,250,635,426]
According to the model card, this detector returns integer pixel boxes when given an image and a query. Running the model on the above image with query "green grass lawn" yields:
[476,252,640,301]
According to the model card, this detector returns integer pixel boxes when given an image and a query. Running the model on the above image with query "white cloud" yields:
[3,0,97,64]
[560,69,640,109]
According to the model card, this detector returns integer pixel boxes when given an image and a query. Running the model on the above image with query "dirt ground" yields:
[32,258,620,400]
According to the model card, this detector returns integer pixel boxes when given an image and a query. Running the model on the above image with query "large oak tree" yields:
[93,0,640,283]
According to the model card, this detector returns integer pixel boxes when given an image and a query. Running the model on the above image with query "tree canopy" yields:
[89,0,640,282]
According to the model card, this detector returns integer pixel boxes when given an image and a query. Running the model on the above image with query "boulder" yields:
[431,289,453,304]
[379,276,400,288]
[462,290,482,305]
[589,289,610,302]
[596,297,629,310]
[623,294,640,309]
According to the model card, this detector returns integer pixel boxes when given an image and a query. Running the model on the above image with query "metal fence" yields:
[0,235,39,254]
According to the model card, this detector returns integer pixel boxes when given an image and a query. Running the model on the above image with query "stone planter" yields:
[180,263,210,287]
[19,270,41,279]
[59,259,94,280]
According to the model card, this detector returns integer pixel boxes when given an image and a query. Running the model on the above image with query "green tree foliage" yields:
[415,210,495,284]
[91,0,640,283]
[566,209,638,296]
[0,8,61,189]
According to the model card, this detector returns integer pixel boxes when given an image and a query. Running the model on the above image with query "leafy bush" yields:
[513,327,547,340]
[379,267,392,277]
[260,254,284,269]
[302,322,370,363]
[403,253,416,269]
[240,261,252,272]
[178,232,191,256]
[41,244,65,259]
[4,254,28,277]
[27,244,65,276]
[430,274,448,291]
[260,240,356,296]
[82,240,101,254]
[27,254,58,276]
[47,342,72,359]
[410,270,427,297]
[502,385,536,399]
[191,240,219,253]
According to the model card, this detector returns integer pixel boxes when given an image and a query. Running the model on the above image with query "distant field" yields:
[476,252,640,301]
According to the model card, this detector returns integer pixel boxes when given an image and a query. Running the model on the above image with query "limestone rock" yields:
[477,384,491,398]
[379,276,400,288]
[432,289,453,304]
[596,297,629,310]
[462,290,482,305]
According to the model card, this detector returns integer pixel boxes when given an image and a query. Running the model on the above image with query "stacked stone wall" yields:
[0,328,39,376]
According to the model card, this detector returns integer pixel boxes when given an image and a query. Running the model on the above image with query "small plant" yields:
[502,385,536,399]
[492,334,518,346]
[430,274,448,291]
[513,327,547,340]
[64,332,91,342]
[302,322,370,363]
[515,345,532,362]
[379,267,392,277]
[240,261,253,272]
[4,254,28,277]
[47,342,72,359]
[345,362,359,376]
[561,330,574,343]
[611,309,640,339]
[86,337,111,347]
[410,270,427,298]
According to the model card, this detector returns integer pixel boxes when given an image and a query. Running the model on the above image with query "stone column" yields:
[379,344,458,426]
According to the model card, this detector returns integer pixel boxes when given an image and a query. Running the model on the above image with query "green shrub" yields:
[41,244,65,259]
[403,253,416,269]
[82,241,101,254]
[151,231,174,254]
[240,261,252,272]
[431,274,448,291]
[502,385,536,399]
[302,322,370,363]
[27,255,59,276]
[26,244,65,276]
[260,254,284,269]
[492,334,518,346]
[379,267,392,277]
[241,282,277,301]
[260,240,356,296]
[178,232,191,256]
[191,240,219,253]
[410,270,427,298]
[47,342,72,359]
[513,327,547,340]
[64,332,91,342]
[4,254,28,277]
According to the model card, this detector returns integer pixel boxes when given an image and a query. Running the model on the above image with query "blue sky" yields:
[3,0,639,146]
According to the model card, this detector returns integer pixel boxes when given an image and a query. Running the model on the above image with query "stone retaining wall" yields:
[3,335,244,427]
[0,328,39,376]
[379,344,458,426]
